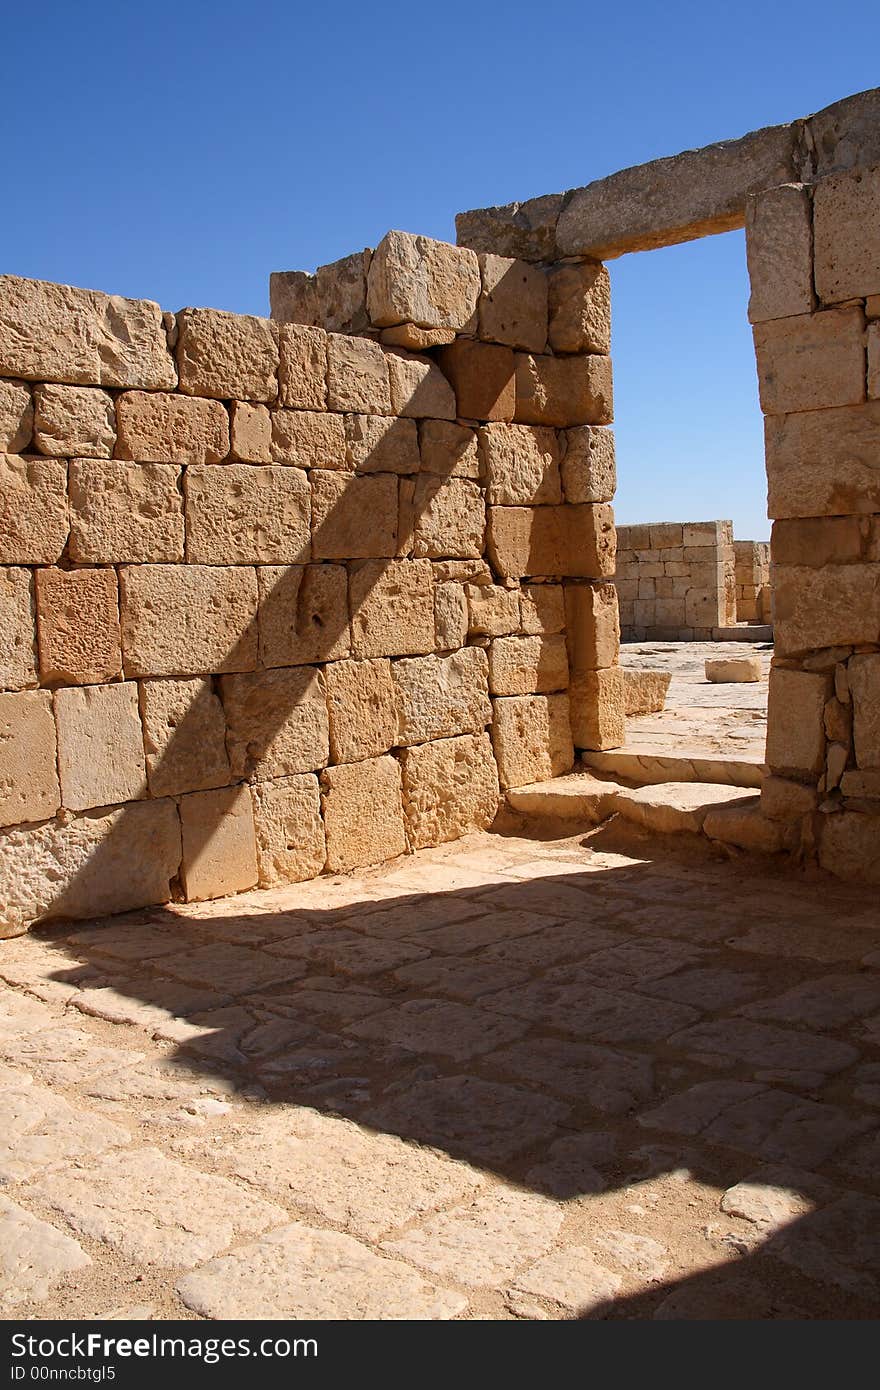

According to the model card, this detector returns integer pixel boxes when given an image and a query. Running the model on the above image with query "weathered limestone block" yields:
[139,677,231,797]
[432,558,492,584]
[176,308,278,402]
[230,402,272,463]
[765,667,830,774]
[35,568,121,684]
[564,581,619,672]
[0,568,37,690]
[0,691,59,827]
[548,262,611,354]
[869,323,880,400]
[271,410,346,469]
[0,800,181,935]
[515,353,613,427]
[326,336,391,415]
[840,768,880,797]
[185,465,310,564]
[115,392,229,464]
[520,584,565,635]
[119,565,258,677]
[771,516,864,568]
[54,682,146,812]
[760,774,819,822]
[401,731,500,848]
[221,667,329,780]
[479,423,561,506]
[349,559,435,658]
[489,634,568,696]
[554,122,797,259]
[69,459,184,564]
[367,232,480,331]
[251,773,326,888]
[478,254,548,352]
[380,324,457,350]
[434,581,468,650]
[386,352,456,419]
[0,456,68,563]
[705,656,762,682]
[345,415,419,473]
[622,669,671,715]
[401,476,485,559]
[257,564,350,668]
[270,250,372,333]
[435,341,515,422]
[569,667,625,750]
[491,693,574,787]
[278,325,327,410]
[813,166,880,305]
[0,380,33,452]
[179,786,258,902]
[745,184,814,323]
[456,192,565,263]
[765,401,880,518]
[487,504,615,579]
[561,426,616,504]
[467,583,520,637]
[0,276,176,389]
[324,658,397,764]
[753,307,866,416]
[32,385,115,458]
[392,647,491,745]
[320,755,407,872]
[849,655,880,768]
[819,811,880,884]
[419,420,480,478]
[311,471,397,559]
[773,564,880,655]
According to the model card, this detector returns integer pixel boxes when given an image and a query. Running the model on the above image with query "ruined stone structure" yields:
[1,85,878,935]
[734,539,771,623]
[615,520,737,639]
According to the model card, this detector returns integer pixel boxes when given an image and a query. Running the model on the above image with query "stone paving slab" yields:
[0,824,879,1318]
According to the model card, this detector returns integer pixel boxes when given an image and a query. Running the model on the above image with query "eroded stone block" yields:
[480,423,561,506]
[773,564,880,654]
[54,682,146,811]
[185,465,310,564]
[367,232,480,331]
[271,409,346,469]
[311,471,397,559]
[489,634,568,696]
[69,459,184,563]
[849,655,880,768]
[0,456,68,564]
[419,420,480,478]
[251,773,326,888]
[564,581,619,671]
[349,559,435,658]
[520,584,565,635]
[115,392,229,464]
[0,691,59,827]
[176,308,278,402]
[766,401,880,518]
[386,352,456,419]
[569,667,625,750]
[180,785,258,902]
[402,732,500,848]
[0,380,33,452]
[257,564,350,668]
[561,426,616,504]
[766,667,830,774]
[344,414,419,473]
[221,667,328,780]
[0,568,37,690]
[745,184,814,323]
[467,583,520,637]
[321,755,407,872]
[392,647,491,745]
[401,476,485,559]
[326,335,391,414]
[478,254,548,352]
[119,565,258,677]
[324,657,397,764]
[435,341,515,422]
[33,385,115,458]
[36,568,121,684]
[813,166,880,305]
[230,402,272,462]
[491,693,574,787]
[753,307,866,415]
[515,353,613,428]
[548,262,611,354]
[487,504,615,580]
[140,677,231,797]
[278,325,327,410]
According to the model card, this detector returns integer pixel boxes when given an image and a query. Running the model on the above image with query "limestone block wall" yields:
[0,238,620,934]
[748,166,880,879]
[614,520,736,639]
[733,540,771,622]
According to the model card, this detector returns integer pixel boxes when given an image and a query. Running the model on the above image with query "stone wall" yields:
[615,520,735,639]
[733,539,771,622]
[0,238,621,935]
[748,165,880,879]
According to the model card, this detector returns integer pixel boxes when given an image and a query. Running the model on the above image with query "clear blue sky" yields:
[5,1,879,540]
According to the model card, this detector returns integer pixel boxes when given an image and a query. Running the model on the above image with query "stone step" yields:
[506,773,620,822]
[610,781,758,835]
[712,624,773,642]
[581,746,764,789]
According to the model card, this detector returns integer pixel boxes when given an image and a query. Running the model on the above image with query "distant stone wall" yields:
[0,237,621,935]
[733,540,771,622]
[614,520,735,639]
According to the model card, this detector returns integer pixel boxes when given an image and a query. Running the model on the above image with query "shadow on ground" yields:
[21,823,880,1318]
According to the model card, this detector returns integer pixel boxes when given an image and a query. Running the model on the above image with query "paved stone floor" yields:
[1,820,879,1320]
[619,640,771,764]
